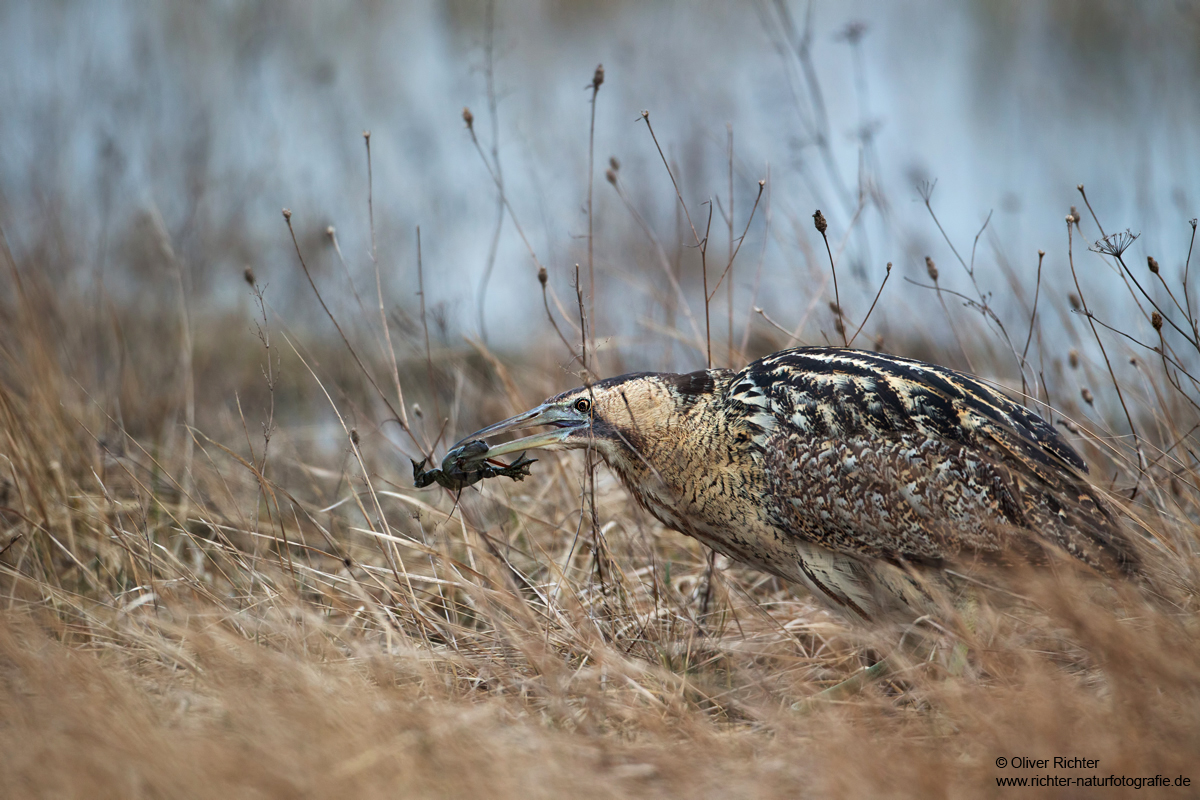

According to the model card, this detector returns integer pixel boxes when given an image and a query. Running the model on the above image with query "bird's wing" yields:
[729,348,1086,472]
[728,348,1136,572]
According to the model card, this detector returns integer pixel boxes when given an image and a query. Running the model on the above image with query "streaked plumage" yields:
[445,346,1138,620]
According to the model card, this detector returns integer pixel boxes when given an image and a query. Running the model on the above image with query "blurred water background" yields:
[2,0,1198,367]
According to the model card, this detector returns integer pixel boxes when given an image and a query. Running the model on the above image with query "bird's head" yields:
[446,371,717,468]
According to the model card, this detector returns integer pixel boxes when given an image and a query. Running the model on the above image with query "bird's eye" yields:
[573,397,591,414]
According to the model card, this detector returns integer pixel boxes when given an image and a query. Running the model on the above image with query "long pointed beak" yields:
[448,404,583,463]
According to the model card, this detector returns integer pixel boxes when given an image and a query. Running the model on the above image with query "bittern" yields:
[446,347,1138,620]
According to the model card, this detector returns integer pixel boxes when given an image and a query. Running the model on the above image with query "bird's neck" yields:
[601,372,768,532]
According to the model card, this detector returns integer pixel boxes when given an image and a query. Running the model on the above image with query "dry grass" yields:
[3,103,1200,797]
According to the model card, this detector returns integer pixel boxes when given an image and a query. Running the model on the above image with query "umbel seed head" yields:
[812,209,828,234]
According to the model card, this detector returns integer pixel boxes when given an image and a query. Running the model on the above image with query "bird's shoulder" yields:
[723,347,1087,475]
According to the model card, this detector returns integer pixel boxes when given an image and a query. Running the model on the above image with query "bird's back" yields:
[723,348,1138,582]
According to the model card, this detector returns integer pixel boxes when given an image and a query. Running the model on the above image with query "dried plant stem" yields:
[921,182,969,276]
[282,333,430,644]
[610,176,705,349]
[1021,250,1044,364]
[416,227,442,427]
[846,262,891,348]
[1183,219,1198,326]
[641,110,711,366]
[283,210,415,445]
[739,163,771,363]
[464,114,579,336]
[364,132,412,434]
[540,275,578,360]
[326,226,372,323]
[701,203,714,367]
[575,263,605,589]
[586,64,603,348]
[476,1,504,344]
[1067,221,1144,496]
[768,0,855,215]
[727,126,734,363]
[815,215,847,347]
[707,180,765,302]
[1076,183,1106,238]
[754,306,804,344]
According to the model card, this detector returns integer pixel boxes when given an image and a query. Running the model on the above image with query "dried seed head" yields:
[350,429,360,446]
[1081,387,1094,405]
[1152,311,1163,331]
[1065,214,1075,224]
[1068,349,1079,369]
[1090,229,1140,259]
[886,261,893,272]
[1038,249,1045,257]
[243,267,255,286]
[609,156,620,171]
[1077,184,1085,192]
[828,301,843,317]
[833,317,846,336]
[325,225,335,239]
[641,110,649,120]
[1069,206,1079,224]
[592,64,604,90]
[812,209,828,234]
[605,168,617,185]
[1148,256,1159,274]
[537,266,548,287]
[413,403,423,419]
[281,208,292,220]
[1068,293,1081,311]
[925,256,938,282]
[462,106,474,129]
